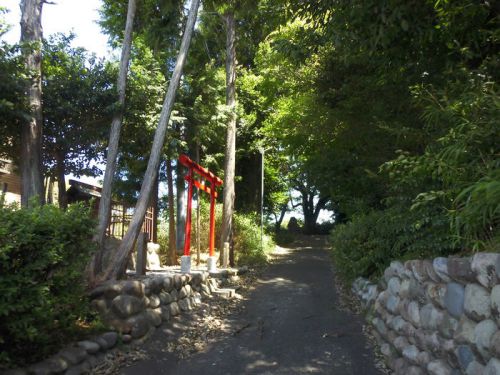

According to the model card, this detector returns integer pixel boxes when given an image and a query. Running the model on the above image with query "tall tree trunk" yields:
[20,0,44,207]
[100,0,201,281]
[220,11,237,267]
[166,158,177,265]
[151,174,159,242]
[176,157,186,254]
[301,190,329,234]
[275,202,288,232]
[195,144,201,266]
[46,175,54,204]
[55,149,67,209]
[91,0,137,280]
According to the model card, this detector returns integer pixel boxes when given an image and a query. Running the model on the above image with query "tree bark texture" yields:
[300,188,329,234]
[166,158,177,265]
[220,11,237,267]
[195,145,201,265]
[101,0,201,281]
[176,158,186,253]
[20,0,44,207]
[92,0,137,280]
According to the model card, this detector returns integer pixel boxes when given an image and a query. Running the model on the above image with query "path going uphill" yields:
[122,235,385,375]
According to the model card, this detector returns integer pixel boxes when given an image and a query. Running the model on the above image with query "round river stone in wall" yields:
[444,282,465,318]
[437,312,458,340]
[411,260,428,283]
[420,303,444,330]
[403,345,420,365]
[400,278,411,299]
[472,253,500,289]
[464,284,491,321]
[455,345,476,371]
[390,261,405,278]
[162,276,174,292]
[474,319,497,359]
[433,258,451,282]
[466,361,485,375]
[490,331,500,357]
[372,317,388,337]
[425,283,446,309]
[128,312,151,339]
[159,291,173,304]
[111,295,146,318]
[427,359,452,375]
[447,257,475,283]
[424,259,441,283]
[122,280,144,297]
[490,285,500,324]
[454,316,477,345]
[169,301,180,316]
[148,295,161,308]
[407,301,421,327]
[388,277,401,296]
[386,295,400,314]
[484,358,500,375]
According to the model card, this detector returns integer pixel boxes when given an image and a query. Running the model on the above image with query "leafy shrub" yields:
[233,212,275,265]
[0,203,97,368]
[331,203,457,282]
[161,199,274,266]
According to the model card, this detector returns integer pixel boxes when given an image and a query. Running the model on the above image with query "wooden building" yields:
[0,162,157,242]
[0,159,21,205]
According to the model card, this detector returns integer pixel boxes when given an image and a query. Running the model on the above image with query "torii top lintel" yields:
[179,154,223,186]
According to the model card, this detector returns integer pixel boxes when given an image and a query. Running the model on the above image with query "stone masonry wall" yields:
[5,271,230,375]
[352,253,500,375]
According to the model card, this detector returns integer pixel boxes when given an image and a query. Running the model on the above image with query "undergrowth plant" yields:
[0,202,98,368]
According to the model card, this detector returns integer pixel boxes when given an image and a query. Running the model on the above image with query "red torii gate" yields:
[179,154,223,272]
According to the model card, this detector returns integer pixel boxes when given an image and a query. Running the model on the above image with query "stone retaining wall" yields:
[5,271,231,375]
[353,253,500,375]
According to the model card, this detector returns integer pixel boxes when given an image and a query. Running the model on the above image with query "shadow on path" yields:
[122,235,384,375]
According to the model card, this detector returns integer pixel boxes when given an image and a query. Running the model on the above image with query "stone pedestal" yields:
[181,255,191,274]
[207,256,217,273]
[222,242,230,268]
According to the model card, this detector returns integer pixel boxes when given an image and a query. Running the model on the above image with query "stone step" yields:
[211,288,235,299]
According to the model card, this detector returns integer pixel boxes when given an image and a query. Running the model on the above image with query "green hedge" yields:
[330,204,457,282]
[0,203,96,368]
[160,200,274,266]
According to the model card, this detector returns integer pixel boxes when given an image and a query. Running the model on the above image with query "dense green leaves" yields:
[0,203,98,367]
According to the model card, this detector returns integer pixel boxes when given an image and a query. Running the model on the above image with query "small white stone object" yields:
[207,256,217,273]
[180,255,191,274]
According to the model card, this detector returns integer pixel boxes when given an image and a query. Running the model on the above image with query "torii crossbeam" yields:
[179,154,223,273]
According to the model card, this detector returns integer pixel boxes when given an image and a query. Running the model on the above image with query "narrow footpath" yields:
[122,235,385,375]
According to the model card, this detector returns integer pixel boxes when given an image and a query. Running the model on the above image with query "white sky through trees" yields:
[1,0,110,58]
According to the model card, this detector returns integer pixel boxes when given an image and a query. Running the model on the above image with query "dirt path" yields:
[120,235,385,375]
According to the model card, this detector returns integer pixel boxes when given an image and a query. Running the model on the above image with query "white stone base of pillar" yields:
[180,255,191,274]
[207,256,217,273]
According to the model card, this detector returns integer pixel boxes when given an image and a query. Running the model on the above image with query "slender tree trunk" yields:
[151,174,159,242]
[91,0,136,281]
[20,0,44,207]
[100,0,201,281]
[55,149,67,210]
[46,175,54,204]
[220,11,237,267]
[176,157,186,254]
[275,202,288,232]
[166,158,177,265]
[195,145,201,266]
